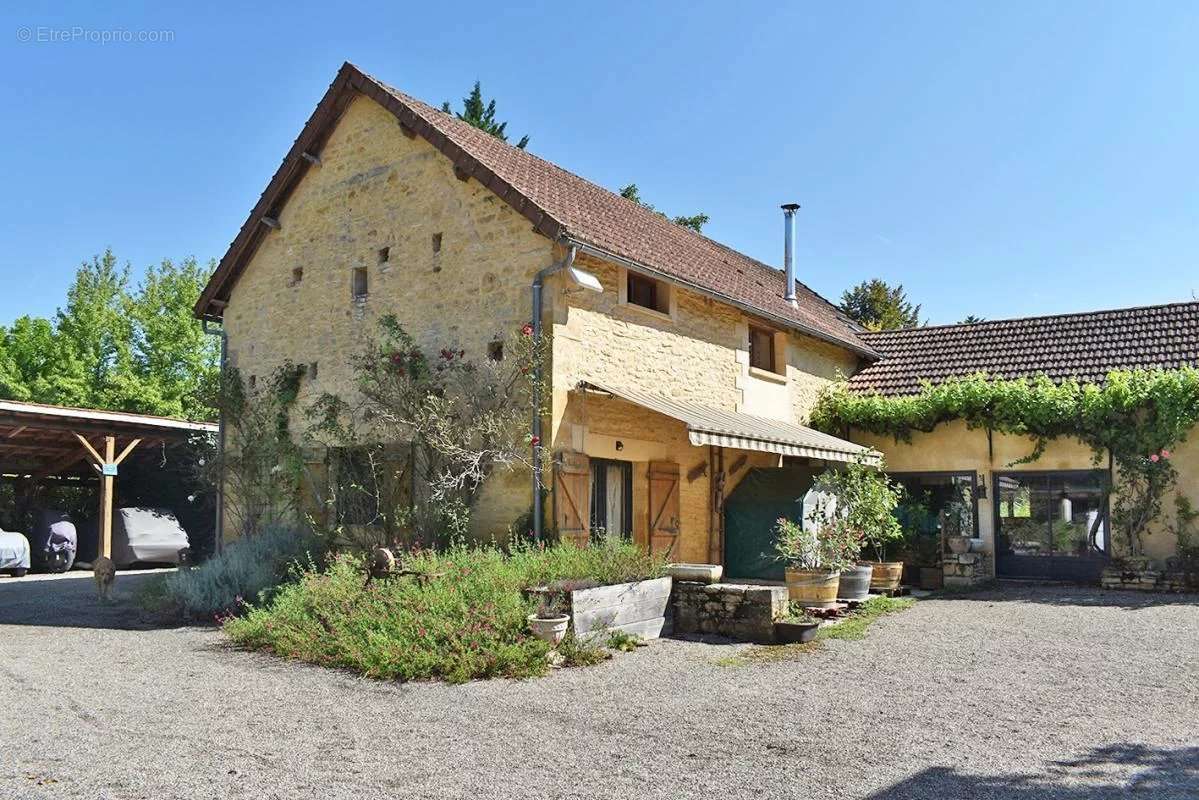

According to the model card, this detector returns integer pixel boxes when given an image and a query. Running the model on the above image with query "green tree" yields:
[441,81,529,149]
[838,279,923,331]
[619,184,709,233]
[958,315,986,325]
[53,250,135,409]
[125,257,220,419]
[0,316,58,401]
[0,250,219,420]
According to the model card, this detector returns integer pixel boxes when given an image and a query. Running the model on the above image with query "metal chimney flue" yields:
[781,203,800,306]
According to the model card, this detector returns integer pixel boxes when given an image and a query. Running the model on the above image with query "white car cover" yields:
[0,529,31,571]
[111,508,190,567]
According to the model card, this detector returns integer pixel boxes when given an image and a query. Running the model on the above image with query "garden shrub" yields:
[162,524,324,619]
[223,540,664,683]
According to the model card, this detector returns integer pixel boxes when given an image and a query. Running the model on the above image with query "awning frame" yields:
[575,381,879,466]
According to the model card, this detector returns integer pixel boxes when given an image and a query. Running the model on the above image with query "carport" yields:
[0,400,217,560]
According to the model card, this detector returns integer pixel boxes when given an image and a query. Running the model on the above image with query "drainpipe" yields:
[781,203,800,307]
[202,318,227,555]
[530,246,577,544]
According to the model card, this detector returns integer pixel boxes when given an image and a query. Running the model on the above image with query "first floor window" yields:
[590,458,633,541]
[627,272,658,310]
[352,266,368,299]
[625,271,671,315]
[748,325,777,372]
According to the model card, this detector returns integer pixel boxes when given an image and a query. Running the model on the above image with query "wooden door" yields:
[648,461,681,557]
[554,454,591,547]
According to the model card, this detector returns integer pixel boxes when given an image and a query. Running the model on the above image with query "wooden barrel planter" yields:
[865,560,904,592]
[784,568,841,608]
[838,563,873,601]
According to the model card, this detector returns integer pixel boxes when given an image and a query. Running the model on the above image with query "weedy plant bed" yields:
[223,540,666,683]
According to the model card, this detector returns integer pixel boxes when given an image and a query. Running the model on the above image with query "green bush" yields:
[224,540,664,683]
[162,525,325,620]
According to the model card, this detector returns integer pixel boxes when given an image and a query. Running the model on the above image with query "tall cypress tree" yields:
[442,81,529,149]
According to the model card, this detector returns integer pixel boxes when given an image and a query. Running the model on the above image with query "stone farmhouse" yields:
[196,63,1199,585]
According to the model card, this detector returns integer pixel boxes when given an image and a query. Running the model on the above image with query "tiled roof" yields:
[848,301,1199,396]
[196,63,874,357]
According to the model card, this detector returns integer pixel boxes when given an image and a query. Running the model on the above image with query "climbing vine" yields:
[205,362,306,538]
[810,369,1199,558]
[307,314,549,546]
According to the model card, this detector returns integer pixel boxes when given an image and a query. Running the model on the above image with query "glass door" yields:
[995,471,1109,581]
[589,458,633,542]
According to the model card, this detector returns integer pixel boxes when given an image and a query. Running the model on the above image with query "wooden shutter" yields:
[554,454,591,547]
[648,461,681,557]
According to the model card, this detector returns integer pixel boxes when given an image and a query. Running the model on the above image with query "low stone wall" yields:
[1101,566,1196,593]
[943,552,993,588]
[671,581,789,643]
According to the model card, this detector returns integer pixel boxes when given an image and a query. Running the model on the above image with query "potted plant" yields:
[774,604,820,644]
[813,456,905,594]
[774,506,859,608]
[527,593,571,645]
[942,492,974,556]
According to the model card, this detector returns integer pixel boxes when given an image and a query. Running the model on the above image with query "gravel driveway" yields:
[1,571,1196,800]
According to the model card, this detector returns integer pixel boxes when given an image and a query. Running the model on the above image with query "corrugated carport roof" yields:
[577,381,877,465]
[0,401,216,479]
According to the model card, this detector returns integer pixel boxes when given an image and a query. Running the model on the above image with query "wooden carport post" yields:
[74,433,141,560]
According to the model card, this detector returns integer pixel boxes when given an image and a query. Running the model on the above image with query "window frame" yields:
[618,267,674,319]
[992,469,1110,558]
[748,324,780,374]
[331,446,382,528]
[351,266,369,300]
[889,470,980,540]
[589,457,634,541]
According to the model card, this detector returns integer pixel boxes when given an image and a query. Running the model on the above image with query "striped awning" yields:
[576,381,879,465]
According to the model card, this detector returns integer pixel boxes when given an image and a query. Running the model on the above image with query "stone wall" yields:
[220,94,555,539]
[1100,565,1197,593]
[549,252,860,430]
[943,551,993,588]
[547,252,859,562]
[671,581,790,643]
[217,91,864,550]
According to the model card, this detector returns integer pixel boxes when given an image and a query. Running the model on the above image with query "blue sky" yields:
[1,1,1196,327]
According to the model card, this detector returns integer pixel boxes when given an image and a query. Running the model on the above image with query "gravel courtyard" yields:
[1,572,1195,800]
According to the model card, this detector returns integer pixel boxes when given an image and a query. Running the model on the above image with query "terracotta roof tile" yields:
[847,301,1199,396]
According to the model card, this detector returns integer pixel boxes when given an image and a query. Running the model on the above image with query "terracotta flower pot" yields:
[527,613,570,645]
[864,560,903,592]
[784,568,841,608]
